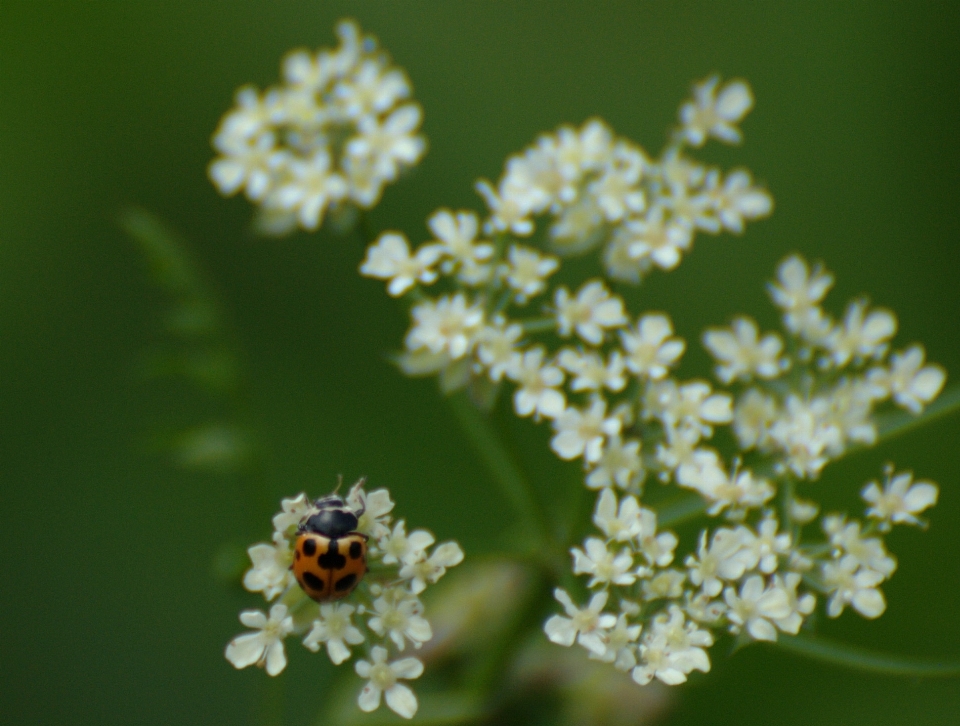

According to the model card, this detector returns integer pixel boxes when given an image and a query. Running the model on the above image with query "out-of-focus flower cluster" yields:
[358,75,946,688]
[225,480,463,720]
[209,20,425,234]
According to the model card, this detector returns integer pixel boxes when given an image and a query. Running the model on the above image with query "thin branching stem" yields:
[446,392,555,554]
[771,633,960,678]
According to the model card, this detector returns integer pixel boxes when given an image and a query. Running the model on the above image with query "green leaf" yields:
[770,632,960,678]
[120,207,215,310]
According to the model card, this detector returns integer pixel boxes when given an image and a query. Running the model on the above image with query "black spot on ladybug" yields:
[302,538,317,557]
[302,571,324,591]
[334,573,357,592]
[349,541,362,559]
[318,540,347,570]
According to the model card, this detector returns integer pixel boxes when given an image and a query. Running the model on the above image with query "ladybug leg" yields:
[348,478,367,517]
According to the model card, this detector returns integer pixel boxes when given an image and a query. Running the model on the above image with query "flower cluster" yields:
[718,255,947,479]
[359,74,946,688]
[363,76,770,298]
[549,459,939,686]
[209,20,425,234]
[225,479,463,719]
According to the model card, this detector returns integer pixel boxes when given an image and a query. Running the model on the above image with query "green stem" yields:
[465,567,549,702]
[446,393,553,551]
[521,317,557,334]
[656,491,707,528]
[770,633,960,678]
[874,383,960,443]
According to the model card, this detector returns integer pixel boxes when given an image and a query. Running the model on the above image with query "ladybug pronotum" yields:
[292,484,368,602]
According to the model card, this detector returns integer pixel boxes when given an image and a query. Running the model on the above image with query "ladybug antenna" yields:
[333,474,344,495]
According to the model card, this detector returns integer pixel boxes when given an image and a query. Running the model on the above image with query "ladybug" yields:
[292,482,369,602]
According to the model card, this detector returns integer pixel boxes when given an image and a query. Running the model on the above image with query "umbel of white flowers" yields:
[359,73,946,687]
[225,481,463,720]
[208,19,425,234]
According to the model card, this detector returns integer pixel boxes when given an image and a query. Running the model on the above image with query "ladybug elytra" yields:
[292,482,368,602]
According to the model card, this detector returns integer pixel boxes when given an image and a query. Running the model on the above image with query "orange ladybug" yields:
[292,485,368,602]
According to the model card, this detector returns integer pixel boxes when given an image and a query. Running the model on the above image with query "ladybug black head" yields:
[302,507,359,537]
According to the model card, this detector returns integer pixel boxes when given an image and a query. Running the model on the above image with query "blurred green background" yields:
[2,2,960,725]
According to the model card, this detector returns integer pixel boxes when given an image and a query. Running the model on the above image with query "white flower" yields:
[336,58,411,119]
[822,516,897,578]
[586,434,644,489]
[272,492,312,536]
[475,178,535,236]
[632,606,713,685]
[398,541,465,594]
[702,317,787,384]
[586,435,644,490]
[355,646,423,719]
[768,255,834,339]
[557,348,627,392]
[723,575,792,642]
[679,75,754,147]
[589,144,647,222]
[405,293,484,359]
[503,245,560,301]
[732,388,778,450]
[476,319,524,382]
[550,397,622,463]
[767,394,844,479]
[662,178,717,233]
[544,589,617,655]
[825,300,897,367]
[572,537,638,587]
[652,380,733,437]
[359,232,442,296]
[367,593,433,650]
[303,603,365,664]
[225,604,294,676]
[507,346,566,419]
[711,169,773,233]
[656,424,704,473]
[789,497,820,525]
[592,488,644,541]
[771,572,816,635]
[346,104,426,193]
[685,528,754,597]
[243,532,296,600]
[747,517,793,574]
[683,592,727,625]
[861,469,938,529]
[636,509,679,568]
[353,487,395,539]
[642,570,687,601]
[619,313,685,379]
[621,205,694,271]
[426,209,494,275]
[821,555,887,619]
[868,345,946,414]
[209,21,425,231]
[553,280,628,345]
[379,520,435,566]
[268,149,349,230]
[682,462,775,518]
[592,613,642,671]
